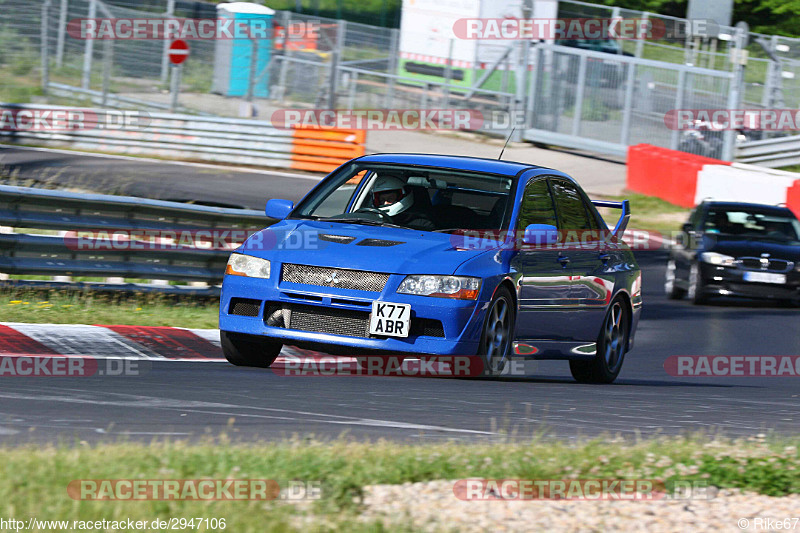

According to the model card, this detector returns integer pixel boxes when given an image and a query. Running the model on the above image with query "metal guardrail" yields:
[0,103,366,172]
[736,135,800,168]
[0,184,269,293]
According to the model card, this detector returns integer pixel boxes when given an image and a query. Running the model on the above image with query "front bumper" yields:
[219,271,484,355]
[698,262,800,300]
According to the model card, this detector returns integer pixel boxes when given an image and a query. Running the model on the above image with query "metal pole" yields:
[81,0,97,89]
[669,69,686,150]
[619,60,637,145]
[571,54,587,136]
[41,0,52,94]
[55,0,68,68]
[170,64,182,112]
[101,37,113,106]
[328,20,345,108]
[384,27,399,108]
[722,22,748,162]
[526,45,541,129]
[443,39,454,109]
[161,0,175,83]
[635,12,648,58]
[247,38,259,102]
[277,11,291,103]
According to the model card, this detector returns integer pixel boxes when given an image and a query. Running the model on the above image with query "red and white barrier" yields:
[627,144,800,216]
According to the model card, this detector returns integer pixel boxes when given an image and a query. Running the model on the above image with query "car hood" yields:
[704,234,800,261]
[237,219,497,275]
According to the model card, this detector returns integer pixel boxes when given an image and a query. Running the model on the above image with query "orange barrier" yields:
[289,126,366,173]
[626,144,731,208]
[788,180,800,218]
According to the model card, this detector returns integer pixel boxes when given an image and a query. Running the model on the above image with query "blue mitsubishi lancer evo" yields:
[219,154,642,383]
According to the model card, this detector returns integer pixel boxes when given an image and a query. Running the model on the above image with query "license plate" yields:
[369,302,411,337]
[743,271,786,284]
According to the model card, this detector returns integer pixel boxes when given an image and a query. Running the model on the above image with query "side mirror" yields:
[266,199,294,220]
[682,222,693,234]
[522,224,559,246]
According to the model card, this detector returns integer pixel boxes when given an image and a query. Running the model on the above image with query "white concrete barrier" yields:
[695,163,800,206]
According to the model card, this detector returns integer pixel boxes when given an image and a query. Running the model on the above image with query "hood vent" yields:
[319,234,357,244]
[356,239,404,247]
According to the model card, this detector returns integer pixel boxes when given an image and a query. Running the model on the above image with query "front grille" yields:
[281,263,390,292]
[738,257,794,272]
[264,302,446,338]
[229,298,261,317]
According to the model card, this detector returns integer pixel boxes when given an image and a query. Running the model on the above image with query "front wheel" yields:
[569,298,629,384]
[477,287,516,376]
[221,331,282,368]
[687,262,708,305]
[665,259,686,300]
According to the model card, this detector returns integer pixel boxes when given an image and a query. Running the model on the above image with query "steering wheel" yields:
[353,207,390,220]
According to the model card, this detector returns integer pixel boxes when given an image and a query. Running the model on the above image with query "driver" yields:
[371,174,434,230]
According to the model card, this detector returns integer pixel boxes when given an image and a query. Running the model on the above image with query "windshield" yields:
[703,209,800,244]
[291,163,515,233]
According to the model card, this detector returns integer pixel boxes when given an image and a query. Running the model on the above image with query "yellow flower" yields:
[135,307,142,311]
[22,302,29,305]
[8,300,21,304]
[38,301,49,304]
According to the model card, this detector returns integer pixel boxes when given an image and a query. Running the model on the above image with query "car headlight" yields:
[397,275,481,299]
[700,252,736,266]
[225,253,271,278]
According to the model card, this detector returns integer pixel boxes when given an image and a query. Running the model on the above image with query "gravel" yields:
[360,480,800,532]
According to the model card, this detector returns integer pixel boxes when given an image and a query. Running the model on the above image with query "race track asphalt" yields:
[0,149,798,444]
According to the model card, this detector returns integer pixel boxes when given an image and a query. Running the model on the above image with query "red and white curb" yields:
[0,323,322,363]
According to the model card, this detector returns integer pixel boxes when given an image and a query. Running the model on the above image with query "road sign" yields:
[168,39,189,65]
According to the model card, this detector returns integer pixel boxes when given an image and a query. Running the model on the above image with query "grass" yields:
[0,291,218,328]
[596,192,690,233]
[0,436,797,531]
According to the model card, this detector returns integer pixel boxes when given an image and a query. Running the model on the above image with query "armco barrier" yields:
[694,164,800,206]
[0,104,365,173]
[626,144,731,208]
[0,183,268,293]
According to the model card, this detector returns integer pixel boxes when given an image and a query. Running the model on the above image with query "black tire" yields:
[569,298,629,384]
[665,259,686,300]
[221,331,282,368]
[477,286,516,376]
[687,262,708,305]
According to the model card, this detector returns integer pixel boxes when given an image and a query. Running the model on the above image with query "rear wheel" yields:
[569,298,629,384]
[221,331,282,368]
[665,259,686,300]
[478,287,516,376]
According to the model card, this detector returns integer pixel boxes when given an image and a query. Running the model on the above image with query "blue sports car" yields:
[219,154,642,383]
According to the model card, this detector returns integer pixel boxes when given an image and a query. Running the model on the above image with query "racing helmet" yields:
[371,174,413,216]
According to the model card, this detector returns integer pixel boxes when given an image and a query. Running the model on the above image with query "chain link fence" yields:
[1,0,800,162]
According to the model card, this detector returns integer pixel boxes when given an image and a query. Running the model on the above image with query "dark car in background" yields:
[665,201,800,305]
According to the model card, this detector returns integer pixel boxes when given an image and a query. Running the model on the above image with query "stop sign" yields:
[168,39,189,65]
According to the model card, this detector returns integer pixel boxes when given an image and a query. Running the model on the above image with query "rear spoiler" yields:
[591,199,630,237]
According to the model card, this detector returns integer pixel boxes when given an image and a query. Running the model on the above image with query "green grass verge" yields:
[596,193,690,233]
[0,290,218,328]
[1,437,797,531]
